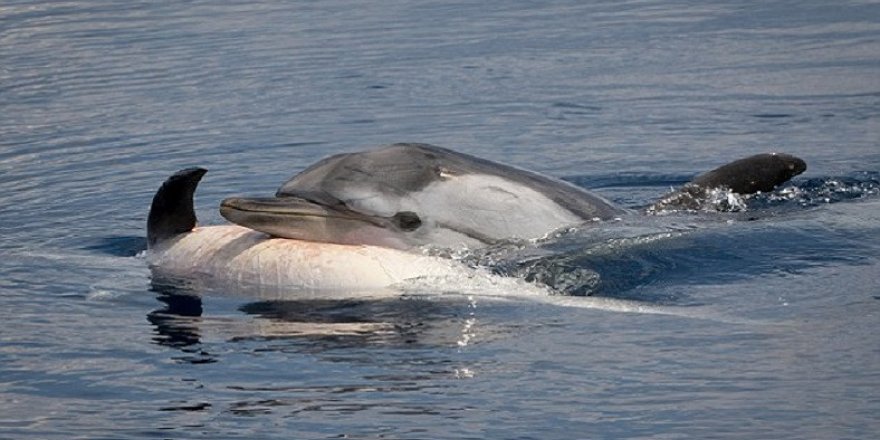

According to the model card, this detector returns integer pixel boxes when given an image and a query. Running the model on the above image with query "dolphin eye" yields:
[392,211,421,231]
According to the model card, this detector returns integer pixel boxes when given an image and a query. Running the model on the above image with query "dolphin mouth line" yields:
[219,197,389,228]
[220,202,352,219]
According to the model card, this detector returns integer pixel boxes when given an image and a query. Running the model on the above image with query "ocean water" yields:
[2,1,879,438]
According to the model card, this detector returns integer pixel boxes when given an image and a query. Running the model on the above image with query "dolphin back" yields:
[276,143,626,221]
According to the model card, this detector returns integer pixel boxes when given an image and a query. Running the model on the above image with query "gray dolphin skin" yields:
[219,143,806,250]
[220,143,624,249]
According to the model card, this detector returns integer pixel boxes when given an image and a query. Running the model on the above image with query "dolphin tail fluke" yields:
[648,153,807,213]
[147,167,207,248]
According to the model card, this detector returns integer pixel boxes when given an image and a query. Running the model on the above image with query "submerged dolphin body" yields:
[147,143,806,291]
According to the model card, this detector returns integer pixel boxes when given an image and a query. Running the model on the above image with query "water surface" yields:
[1,1,879,438]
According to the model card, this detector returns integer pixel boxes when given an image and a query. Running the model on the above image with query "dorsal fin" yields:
[648,153,807,213]
[147,168,207,247]
[689,153,806,194]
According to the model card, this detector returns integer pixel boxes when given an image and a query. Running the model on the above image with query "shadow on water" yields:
[80,235,147,257]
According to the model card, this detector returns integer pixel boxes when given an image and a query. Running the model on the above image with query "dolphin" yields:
[147,143,806,291]
[218,143,805,250]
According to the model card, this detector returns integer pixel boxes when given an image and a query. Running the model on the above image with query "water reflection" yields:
[147,275,492,355]
[147,278,219,365]
[147,281,203,348]
[145,276,492,421]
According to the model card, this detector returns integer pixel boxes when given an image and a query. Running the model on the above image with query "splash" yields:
[646,184,749,214]
[760,172,880,207]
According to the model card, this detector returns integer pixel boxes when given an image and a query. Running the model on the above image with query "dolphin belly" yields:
[148,225,473,290]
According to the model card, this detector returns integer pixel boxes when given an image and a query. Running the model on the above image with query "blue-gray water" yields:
[2,1,879,438]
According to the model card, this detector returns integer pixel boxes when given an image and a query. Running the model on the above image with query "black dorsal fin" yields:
[688,153,806,194]
[147,168,207,247]
[648,153,807,213]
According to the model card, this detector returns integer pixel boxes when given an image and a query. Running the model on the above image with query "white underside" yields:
[145,226,736,322]
[147,225,478,292]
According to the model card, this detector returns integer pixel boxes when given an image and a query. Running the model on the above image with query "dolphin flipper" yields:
[147,168,207,247]
[648,153,807,213]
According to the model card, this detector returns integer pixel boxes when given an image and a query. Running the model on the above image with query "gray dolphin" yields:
[218,143,806,250]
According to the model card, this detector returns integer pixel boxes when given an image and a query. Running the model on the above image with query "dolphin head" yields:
[219,144,622,250]
[220,195,427,249]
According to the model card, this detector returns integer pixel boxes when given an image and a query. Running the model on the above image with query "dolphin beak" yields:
[221,196,338,219]
[219,196,387,241]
